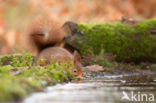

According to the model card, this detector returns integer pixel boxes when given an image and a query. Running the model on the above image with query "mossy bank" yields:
[0,54,74,102]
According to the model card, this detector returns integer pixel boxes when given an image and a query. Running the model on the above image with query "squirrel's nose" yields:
[77,75,82,79]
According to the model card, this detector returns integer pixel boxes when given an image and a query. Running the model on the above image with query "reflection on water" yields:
[23,74,156,103]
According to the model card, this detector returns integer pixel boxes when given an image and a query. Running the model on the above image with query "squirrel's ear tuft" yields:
[73,50,81,63]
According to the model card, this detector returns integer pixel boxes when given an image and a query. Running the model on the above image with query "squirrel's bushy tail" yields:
[26,14,64,54]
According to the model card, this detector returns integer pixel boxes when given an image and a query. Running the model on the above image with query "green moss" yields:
[89,49,114,71]
[0,54,34,66]
[0,54,74,102]
[77,19,156,62]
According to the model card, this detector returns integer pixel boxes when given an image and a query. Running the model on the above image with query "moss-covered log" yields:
[64,19,156,62]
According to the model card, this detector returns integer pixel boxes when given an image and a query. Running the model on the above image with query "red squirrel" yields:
[26,15,82,78]
[35,47,82,78]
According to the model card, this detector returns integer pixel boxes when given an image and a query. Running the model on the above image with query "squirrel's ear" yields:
[73,50,81,63]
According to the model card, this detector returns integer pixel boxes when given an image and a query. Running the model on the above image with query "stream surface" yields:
[23,73,156,103]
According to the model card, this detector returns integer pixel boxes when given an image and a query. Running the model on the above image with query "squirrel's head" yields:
[71,50,82,79]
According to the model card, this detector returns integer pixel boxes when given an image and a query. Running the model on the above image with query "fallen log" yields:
[63,19,156,63]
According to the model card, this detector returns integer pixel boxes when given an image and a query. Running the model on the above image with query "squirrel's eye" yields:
[73,69,77,73]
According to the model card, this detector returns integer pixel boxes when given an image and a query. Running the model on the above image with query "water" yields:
[23,73,156,103]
